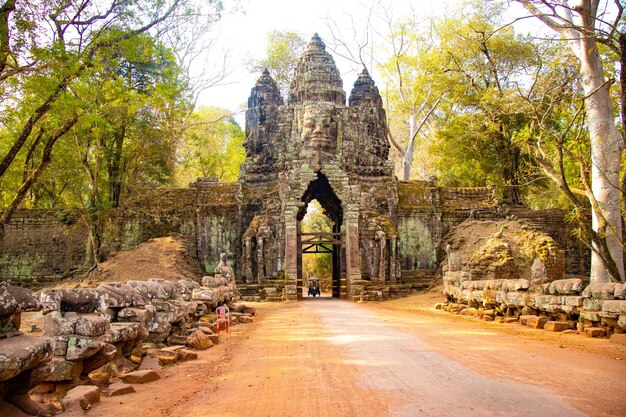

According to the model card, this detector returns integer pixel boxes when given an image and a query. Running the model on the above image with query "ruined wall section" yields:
[397,182,500,277]
[0,210,89,287]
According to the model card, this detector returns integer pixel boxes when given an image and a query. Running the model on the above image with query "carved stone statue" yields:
[256,223,272,281]
[243,236,255,284]
[214,253,236,287]
[300,102,338,170]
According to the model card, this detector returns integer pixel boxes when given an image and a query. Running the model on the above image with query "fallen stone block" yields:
[519,315,535,326]
[459,307,478,316]
[544,321,572,332]
[609,333,626,345]
[121,369,160,384]
[584,327,606,338]
[526,316,549,329]
[61,385,100,411]
[107,382,135,396]
[177,349,198,361]
[186,330,213,350]
[618,315,626,330]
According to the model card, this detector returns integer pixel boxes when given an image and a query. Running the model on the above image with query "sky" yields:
[195,0,540,123]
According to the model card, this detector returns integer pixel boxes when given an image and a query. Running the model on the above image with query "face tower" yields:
[239,34,399,299]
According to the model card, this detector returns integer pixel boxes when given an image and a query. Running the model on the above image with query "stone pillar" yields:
[284,205,298,281]
[344,207,361,299]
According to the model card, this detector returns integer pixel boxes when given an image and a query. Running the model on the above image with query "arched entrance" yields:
[296,173,345,299]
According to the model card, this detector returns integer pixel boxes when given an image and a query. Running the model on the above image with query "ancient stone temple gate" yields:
[3,35,539,299]
[239,34,399,299]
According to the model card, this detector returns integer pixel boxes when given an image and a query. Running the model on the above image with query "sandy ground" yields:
[16,293,623,417]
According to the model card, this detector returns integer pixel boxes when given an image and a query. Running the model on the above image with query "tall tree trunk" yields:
[571,2,624,282]
[401,113,418,181]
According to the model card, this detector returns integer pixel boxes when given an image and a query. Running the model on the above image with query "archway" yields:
[296,173,344,298]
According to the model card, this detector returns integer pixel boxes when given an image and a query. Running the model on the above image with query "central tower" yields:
[239,34,400,300]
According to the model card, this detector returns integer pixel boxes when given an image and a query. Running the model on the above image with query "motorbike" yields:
[308,278,321,297]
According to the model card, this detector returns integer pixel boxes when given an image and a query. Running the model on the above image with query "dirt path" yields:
[69,298,626,417]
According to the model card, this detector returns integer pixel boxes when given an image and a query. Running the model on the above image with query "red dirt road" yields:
[56,297,626,417]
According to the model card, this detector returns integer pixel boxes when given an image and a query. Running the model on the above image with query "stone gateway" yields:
[1,35,587,299]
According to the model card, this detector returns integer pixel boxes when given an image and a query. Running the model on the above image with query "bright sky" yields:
[197,0,456,116]
[196,0,539,122]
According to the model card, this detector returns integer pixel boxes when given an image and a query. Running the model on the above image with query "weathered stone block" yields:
[502,279,530,292]
[66,336,104,361]
[580,311,601,322]
[602,300,626,315]
[61,385,100,411]
[519,315,535,326]
[460,307,478,316]
[548,279,583,295]
[563,296,584,307]
[582,283,620,300]
[0,335,53,382]
[544,321,572,332]
[39,289,99,313]
[74,314,109,336]
[107,382,135,396]
[43,311,76,336]
[618,315,626,330]
[121,369,160,384]
[583,298,604,311]
[32,357,82,382]
[584,327,606,338]
[186,330,213,350]
[526,316,548,329]
[0,282,41,317]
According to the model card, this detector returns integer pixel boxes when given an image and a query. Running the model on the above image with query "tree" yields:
[0,0,221,237]
[175,106,245,186]
[516,0,625,283]
[379,13,441,181]
[247,30,306,96]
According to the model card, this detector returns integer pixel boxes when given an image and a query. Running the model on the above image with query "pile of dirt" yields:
[57,235,202,288]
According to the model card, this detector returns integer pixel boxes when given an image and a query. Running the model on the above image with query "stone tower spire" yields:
[248,68,284,108]
[349,67,383,108]
[288,33,345,105]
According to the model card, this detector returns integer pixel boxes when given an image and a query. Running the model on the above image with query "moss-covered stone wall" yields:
[0,210,89,286]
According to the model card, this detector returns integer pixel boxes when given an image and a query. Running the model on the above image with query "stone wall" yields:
[396,182,501,273]
[0,210,89,287]
[0,276,245,413]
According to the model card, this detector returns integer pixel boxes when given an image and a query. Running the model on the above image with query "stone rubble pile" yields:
[442,271,626,342]
[0,272,256,415]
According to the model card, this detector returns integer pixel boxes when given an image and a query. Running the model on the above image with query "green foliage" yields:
[175,106,245,185]
[301,200,333,279]
[247,30,306,95]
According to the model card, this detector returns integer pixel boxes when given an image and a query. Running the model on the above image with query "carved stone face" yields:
[300,103,338,154]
